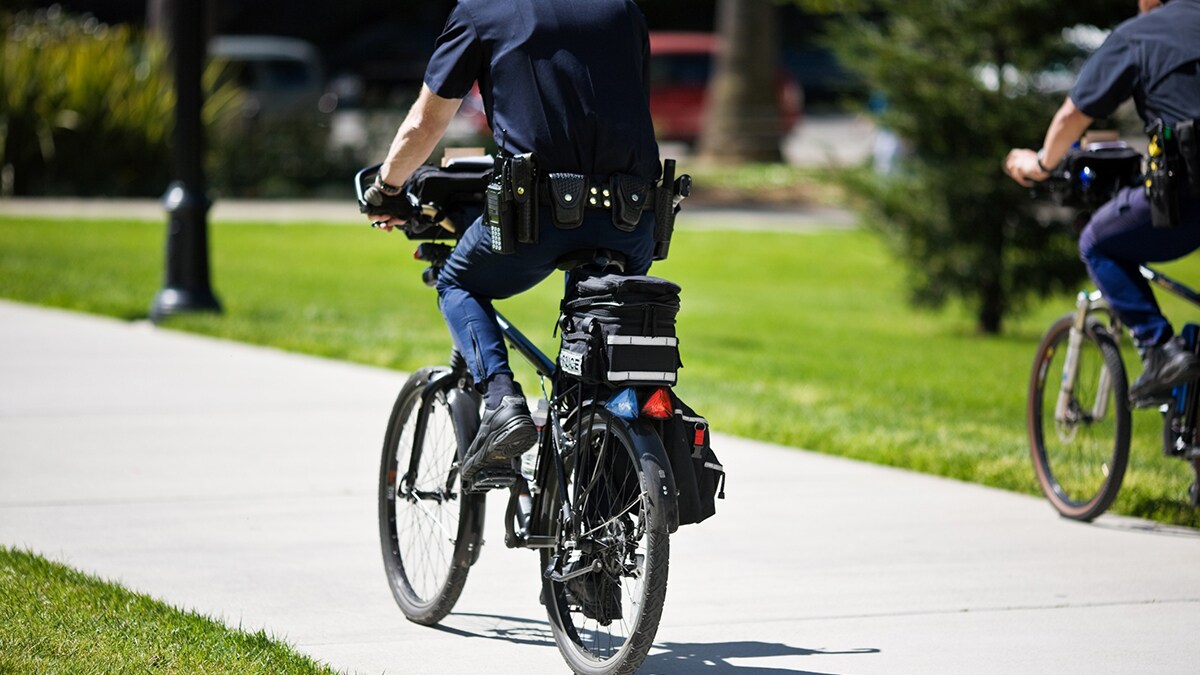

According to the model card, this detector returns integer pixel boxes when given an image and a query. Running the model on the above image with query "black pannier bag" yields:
[558,275,681,386]
[404,157,493,239]
[1061,143,1143,209]
[661,392,725,525]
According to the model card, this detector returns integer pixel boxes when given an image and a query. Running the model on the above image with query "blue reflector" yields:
[605,388,640,421]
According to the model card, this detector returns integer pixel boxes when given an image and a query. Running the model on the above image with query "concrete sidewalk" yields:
[2,299,1199,674]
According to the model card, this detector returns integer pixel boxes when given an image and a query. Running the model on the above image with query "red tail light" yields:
[641,388,673,420]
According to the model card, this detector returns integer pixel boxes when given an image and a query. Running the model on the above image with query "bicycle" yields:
[1026,141,1200,521]
[357,160,704,674]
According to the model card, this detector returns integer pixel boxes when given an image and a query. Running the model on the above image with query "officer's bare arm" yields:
[1038,97,1095,169]
[1005,96,1094,186]
[379,85,463,188]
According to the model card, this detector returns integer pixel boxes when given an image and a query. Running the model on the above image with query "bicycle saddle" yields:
[554,248,627,273]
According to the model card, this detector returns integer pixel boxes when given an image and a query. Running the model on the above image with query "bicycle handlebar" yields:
[1025,141,1144,210]
[356,164,412,218]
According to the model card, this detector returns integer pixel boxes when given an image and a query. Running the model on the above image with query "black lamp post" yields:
[150,0,220,322]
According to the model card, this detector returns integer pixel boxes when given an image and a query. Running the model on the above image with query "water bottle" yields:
[520,399,548,482]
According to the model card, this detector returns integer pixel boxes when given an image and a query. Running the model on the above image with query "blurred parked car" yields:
[647,31,803,144]
[209,35,333,118]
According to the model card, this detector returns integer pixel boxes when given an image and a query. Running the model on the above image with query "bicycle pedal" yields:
[466,467,517,493]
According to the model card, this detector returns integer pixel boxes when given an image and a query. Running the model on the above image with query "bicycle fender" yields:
[628,419,681,534]
[445,382,486,567]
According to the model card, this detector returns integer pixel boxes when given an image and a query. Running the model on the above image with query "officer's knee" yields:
[1077,224,1097,260]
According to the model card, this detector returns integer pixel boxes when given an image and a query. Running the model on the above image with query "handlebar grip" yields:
[356,162,417,223]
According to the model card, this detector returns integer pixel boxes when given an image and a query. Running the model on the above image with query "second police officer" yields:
[1006,0,1200,403]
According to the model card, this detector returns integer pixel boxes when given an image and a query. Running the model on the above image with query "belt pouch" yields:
[1148,121,1180,228]
[510,153,538,243]
[1177,119,1200,196]
[1148,162,1180,229]
[485,165,515,253]
[549,173,586,229]
[612,174,648,232]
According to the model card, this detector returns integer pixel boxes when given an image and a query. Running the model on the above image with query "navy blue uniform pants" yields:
[436,208,656,387]
[1079,186,1200,348]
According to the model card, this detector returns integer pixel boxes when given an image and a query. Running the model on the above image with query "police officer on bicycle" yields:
[364,0,662,487]
[1006,0,1200,403]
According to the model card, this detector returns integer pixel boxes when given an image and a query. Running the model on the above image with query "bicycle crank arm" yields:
[547,558,602,584]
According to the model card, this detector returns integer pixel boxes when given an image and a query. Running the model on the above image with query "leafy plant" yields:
[824,0,1135,333]
[0,6,241,197]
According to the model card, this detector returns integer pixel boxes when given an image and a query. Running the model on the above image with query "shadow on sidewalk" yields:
[643,641,879,675]
[435,612,879,674]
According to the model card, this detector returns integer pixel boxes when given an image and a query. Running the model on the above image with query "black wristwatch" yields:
[374,174,403,196]
[1036,148,1054,173]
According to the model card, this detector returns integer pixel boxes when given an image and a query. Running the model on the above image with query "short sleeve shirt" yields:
[1071,0,1200,127]
[423,0,661,180]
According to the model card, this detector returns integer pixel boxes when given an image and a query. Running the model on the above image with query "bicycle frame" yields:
[1056,290,1121,425]
[1141,264,1200,307]
[1057,265,1200,417]
[1058,264,1200,436]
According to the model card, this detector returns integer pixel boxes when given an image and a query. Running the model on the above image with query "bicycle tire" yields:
[378,367,485,625]
[1028,315,1131,521]
[538,407,670,675]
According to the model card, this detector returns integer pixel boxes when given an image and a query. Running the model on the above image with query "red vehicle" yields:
[450,32,802,146]
[648,31,802,144]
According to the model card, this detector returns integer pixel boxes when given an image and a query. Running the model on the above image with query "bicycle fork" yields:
[1056,290,1116,425]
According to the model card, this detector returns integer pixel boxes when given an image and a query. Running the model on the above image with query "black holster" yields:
[485,153,539,253]
[510,153,538,244]
[654,159,688,261]
[1147,119,1181,228]
[1177,119,1200,197]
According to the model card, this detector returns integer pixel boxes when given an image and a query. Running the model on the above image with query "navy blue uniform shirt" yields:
[1071,0,1200,126]
[424,0,661,181]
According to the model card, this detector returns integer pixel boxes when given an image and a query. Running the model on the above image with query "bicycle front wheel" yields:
[379,367,485,625]
[1028,316,1131,521]
[539,408,670,675]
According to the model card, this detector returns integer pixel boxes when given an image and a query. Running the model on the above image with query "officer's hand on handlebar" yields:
[1004,148,1051,187]
[361,175,417,231]
[364,209,405,232]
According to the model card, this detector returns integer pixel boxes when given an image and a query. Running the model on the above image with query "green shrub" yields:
[0,7,241,197]
[207,112,342,199]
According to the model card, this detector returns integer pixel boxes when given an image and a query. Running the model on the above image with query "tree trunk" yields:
[696,0,783,164]
[978,283,1004,334]
[977,222,1006,335]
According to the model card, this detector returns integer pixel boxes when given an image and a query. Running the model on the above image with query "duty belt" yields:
[539,173,657,231]
[484,154,684,260]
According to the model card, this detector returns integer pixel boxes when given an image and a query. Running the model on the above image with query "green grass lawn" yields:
[0,547,336,674]
[2,213,1199,530]
[4,210,1199,671]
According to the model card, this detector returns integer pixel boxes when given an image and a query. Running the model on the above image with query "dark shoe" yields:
[460,396,537,491]
[1130,337,1200,404]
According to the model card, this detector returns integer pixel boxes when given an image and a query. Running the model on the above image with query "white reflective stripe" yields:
[605,335,678,347]
[673,410,708,425]
[704,461,724,471]
[607,370,677,382]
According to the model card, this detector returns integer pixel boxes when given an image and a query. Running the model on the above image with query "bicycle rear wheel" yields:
[379,367,485,625]
[539,407,670,675]
[1028,316,1131,521]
